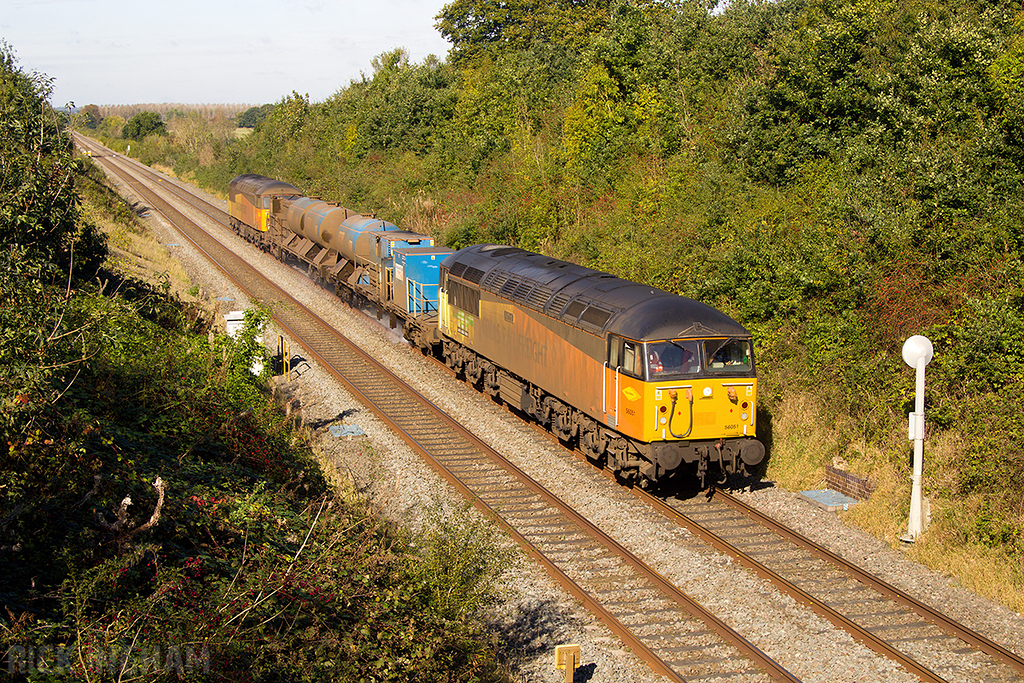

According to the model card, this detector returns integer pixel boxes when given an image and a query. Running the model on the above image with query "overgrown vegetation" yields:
[2,43,509,680]
[77,0,1024,608]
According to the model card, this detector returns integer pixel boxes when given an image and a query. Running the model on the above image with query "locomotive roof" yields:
[442,244,749,341]
[229,174,302,197]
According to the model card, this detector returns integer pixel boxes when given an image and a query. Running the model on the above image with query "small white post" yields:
[900,335,933,542]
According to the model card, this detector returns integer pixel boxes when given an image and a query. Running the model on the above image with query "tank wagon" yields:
[227,175,765,486]
[228,174,451,349]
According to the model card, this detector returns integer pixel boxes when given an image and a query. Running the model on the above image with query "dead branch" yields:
[95,477,165,540]
[126,477,165,537]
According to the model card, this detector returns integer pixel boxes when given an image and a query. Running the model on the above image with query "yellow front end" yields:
[255,206,269,232]
[609,373,757,444]
[643,378,757,443]
[226,193,269,232]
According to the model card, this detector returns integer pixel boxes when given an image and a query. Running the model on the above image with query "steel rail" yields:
[482,374,1024,683]
[706,487,1024,676]
[282,326,799,683]
[634,488,950,683]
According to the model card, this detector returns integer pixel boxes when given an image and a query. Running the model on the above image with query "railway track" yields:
[79,137,798,683]
[636,487,1024,683]
[493,405,1024,683]
[77,135,1024,683]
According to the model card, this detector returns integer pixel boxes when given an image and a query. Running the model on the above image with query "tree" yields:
[122,111,166,140]
[97,114,125,137]
[351,50,458,154]
[436,0,612,63]
[78,103,102,129]
[236,103,274,128]
[0,41,103,274]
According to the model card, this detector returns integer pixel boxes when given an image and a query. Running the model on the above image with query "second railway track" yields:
[638,487,1024,683]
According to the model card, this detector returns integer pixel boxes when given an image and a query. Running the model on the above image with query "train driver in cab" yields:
[647,341,699,377]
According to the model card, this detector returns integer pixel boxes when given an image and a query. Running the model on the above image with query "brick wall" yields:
[825,465,874,500]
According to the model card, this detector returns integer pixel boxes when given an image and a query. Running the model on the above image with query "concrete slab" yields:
[799,488,859,512]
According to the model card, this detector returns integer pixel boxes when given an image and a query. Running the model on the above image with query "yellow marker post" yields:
[278,335,291,381]
[554,644,581,683]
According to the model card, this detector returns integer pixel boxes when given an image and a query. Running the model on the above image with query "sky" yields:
[1,0,453,107]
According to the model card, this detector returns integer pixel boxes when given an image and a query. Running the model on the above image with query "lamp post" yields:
[900,335,933,543]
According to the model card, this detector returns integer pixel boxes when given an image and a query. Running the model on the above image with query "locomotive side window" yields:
[608,336,620,369]
[447,278,481,316]
[622,341,643,378]
[705,339,753,373]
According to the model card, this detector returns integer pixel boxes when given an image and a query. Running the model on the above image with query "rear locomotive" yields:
[227,174,301,250]
[438,244,764,486]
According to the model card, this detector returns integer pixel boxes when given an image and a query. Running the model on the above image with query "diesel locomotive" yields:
[228,174,765,486]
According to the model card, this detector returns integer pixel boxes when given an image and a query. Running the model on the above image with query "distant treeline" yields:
[96,103,250,120]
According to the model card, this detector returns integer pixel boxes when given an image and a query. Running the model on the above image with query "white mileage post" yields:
[901,335,933,543]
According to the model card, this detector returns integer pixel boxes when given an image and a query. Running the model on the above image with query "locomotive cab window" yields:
[646,340,701,379]
[620,341,644,378]
[705,339,753,373]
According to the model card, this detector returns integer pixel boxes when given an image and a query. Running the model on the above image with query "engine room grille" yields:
[482,270,510,292]
[581,305,613,329]
[499,276,521,298]
[525,285,554,310]
[547,292,572,315]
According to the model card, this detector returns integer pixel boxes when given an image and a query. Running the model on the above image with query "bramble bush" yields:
[1,238,508,682]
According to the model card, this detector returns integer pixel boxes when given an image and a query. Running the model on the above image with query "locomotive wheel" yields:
[553,406,575,443]
[465,356,483,387]
[580,422,606,464]
[483,365,500,398]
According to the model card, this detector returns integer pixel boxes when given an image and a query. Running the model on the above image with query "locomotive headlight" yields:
[702,386,712,398]
[741,413,749,421]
